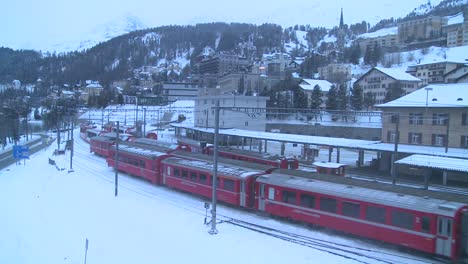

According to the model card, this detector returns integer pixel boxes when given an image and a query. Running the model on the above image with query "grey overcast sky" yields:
[0,0,440,51]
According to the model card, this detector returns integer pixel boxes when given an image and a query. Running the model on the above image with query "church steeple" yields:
[339,8,344,29]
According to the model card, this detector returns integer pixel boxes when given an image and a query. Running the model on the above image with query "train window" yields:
[174,168,180,177]
[268,187,275,200]
[166,166,171,176]
[421,216,430,232]
[282,190,297,204]
[224,179,235,191]
[365,206,386,223]
[391,210,414,229]
[181,170,188,179]
[190,172,197,182]
[200,174,207,184]
[140,160,145,168]
[300,194,315,208]
[320,197,337,213]
[342,202,360,218]
[210,176,221,187]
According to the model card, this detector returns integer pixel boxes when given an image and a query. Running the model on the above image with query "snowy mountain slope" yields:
[50,14,147,53]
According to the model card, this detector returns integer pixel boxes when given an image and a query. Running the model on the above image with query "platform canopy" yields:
[395,154,468,173]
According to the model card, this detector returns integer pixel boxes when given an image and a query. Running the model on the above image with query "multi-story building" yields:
[198,54,250,76]
[262,53,292,78]
[298,79,333,109]
[444,12,468,47]
[217,73,262,95]
[194,88,268,131]
[355,67,421,105]
[317,63,352,83]
[161,82,199,102]
[397,16,448,44]
[377,83,468,149]
[445,64,468,83]
[355,27,399,54]
[406,61,467,86]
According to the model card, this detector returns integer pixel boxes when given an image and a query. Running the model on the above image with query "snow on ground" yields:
[0,128,438,264]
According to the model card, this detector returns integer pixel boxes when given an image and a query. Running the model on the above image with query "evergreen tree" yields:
[337,84,348,110]
[293,87,308,109]
[363,91,376,110]
[384,83,405,103]
[326,85,338,110]
[350,85,363,110]
[310,85,323,109]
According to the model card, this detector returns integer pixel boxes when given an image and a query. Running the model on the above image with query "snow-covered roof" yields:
[374,67,421,82]
[312,161,346,169]
[357,27,397,39]
[171,124,468,159]
[300,79,333,92]
[377,83,468,108]
[395,154,468,173]
[447,13,465,25]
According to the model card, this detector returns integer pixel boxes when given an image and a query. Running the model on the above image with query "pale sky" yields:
[0,0,441,52]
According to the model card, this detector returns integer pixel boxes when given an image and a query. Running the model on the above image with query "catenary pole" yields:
[209,100,220,235]
[115,121,119,197]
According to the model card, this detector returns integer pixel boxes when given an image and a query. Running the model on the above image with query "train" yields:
[83,129,468,261]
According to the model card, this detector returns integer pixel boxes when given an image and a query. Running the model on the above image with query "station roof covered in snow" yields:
[395,154,468,173]
[377,83,468,108]
[172,124,468,159]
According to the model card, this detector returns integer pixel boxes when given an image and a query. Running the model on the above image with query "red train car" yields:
[107,142,172,184]
[206,146,299,169]
[161,156,266,207]
[89,136,115,157]
[255,169,468,261]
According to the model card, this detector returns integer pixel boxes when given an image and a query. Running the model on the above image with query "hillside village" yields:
[0,0,467,156]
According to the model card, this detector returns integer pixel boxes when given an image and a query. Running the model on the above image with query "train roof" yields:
[217,147,292,161]
[133,138,179,149]
[162,157,264,179]
[170,150,276,172]
[114,144,168,159]
[90,136,114,142]
[111,141,171,158]
[257,169,468,217]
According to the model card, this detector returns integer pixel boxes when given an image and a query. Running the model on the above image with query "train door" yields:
[258,184,265,211]
[436,216,453,257]
[240,180,246,207]
[460,211,468,259]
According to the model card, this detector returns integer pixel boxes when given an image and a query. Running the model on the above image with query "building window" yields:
[390,114,399,123]
[432,134,446,146]
[245,121,248,126]
[461,136,468,148]
[409,113,423,125]
[462,113,467,126]
[432,113,448,125]
[387,131,397,143]
[408,132,422,144]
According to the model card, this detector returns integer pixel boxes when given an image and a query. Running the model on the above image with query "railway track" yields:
[71,134,455,263]
[219,218,447,264]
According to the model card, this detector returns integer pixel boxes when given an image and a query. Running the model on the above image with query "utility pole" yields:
[445,116,450,153]
[143,108,147,137]
[69,115,74,173]
[209,100,220,235]
[391,113,400,185]
[115,121,120,197]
